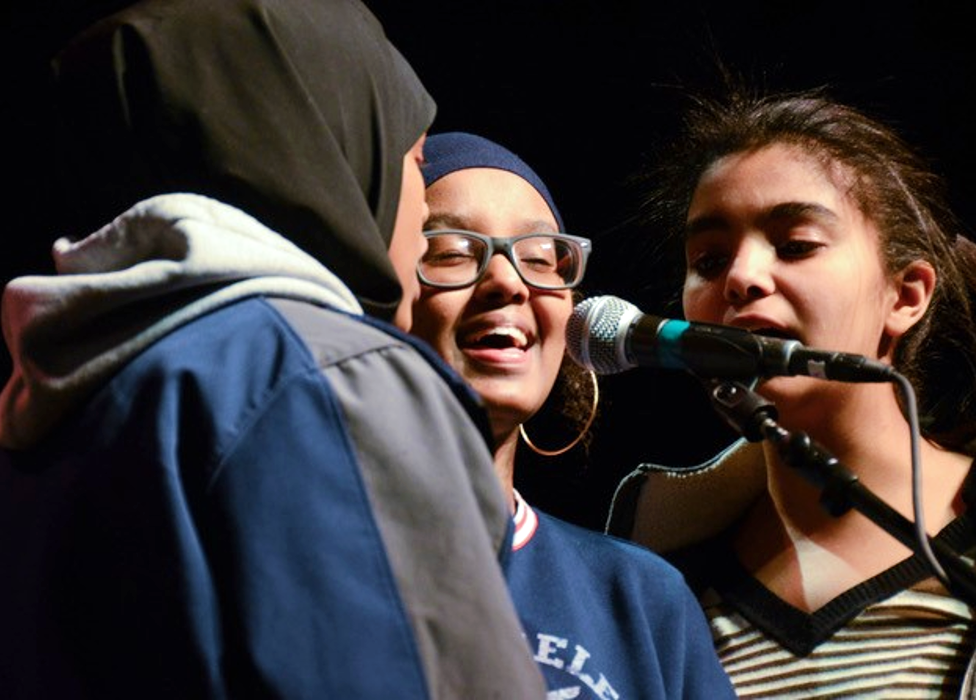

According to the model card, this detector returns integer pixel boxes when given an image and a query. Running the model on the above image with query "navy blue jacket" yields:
[0,195,545,699]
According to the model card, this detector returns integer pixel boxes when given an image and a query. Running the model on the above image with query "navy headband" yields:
[422,132,564,231]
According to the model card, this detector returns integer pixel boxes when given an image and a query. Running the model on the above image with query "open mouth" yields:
[464,326,529,350]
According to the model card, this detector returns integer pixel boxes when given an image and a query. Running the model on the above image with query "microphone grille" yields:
[566,295,639,374]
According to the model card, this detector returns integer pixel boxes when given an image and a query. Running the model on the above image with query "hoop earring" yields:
[519,370,599,457]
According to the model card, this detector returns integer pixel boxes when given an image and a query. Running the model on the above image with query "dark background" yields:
[3,1,975,531]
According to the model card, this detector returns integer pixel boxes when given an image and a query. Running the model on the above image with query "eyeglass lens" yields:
[421,232,583,289]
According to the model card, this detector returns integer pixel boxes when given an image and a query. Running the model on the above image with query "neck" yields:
[763,382,966,532]
[493,429,519,514]
[737,381,972,610]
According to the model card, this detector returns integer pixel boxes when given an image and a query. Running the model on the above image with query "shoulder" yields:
[111,296,472,466]
[534,509,695,591]
[268,297,410,368]
[269,298,489,433]
[608,438,765,553]
[143,295,469,408]
[126,296,381,409]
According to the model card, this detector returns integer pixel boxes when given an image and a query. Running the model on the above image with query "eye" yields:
[424,248,478,267]
[516,240,558,271]
[687,250,729,279]
[519,254,557,272]
[777,239,824,259]
[423,235,482,267]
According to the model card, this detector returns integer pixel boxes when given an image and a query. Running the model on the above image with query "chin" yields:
[479,390,535,422]
[757,374,817,398]
[757,375,852,421]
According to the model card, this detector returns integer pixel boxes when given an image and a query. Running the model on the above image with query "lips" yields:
[726,314,798,342]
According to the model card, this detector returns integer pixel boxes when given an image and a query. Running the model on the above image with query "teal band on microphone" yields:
[657,319,689,369]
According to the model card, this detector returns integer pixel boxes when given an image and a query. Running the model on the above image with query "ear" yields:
[884,259,936,338]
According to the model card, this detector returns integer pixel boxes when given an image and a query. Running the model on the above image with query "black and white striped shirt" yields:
[675,514,976,698]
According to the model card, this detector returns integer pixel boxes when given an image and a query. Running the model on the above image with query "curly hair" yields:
[520,290,600,456]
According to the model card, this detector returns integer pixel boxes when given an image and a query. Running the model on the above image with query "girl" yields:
[609,88,976,697]
[413,131,736,699]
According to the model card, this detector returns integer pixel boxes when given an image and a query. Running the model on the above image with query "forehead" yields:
[692,144,852,214]
[426,168,557,232]
[686,143,885,254]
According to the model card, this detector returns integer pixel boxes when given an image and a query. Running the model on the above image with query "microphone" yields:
[566,295,895,382]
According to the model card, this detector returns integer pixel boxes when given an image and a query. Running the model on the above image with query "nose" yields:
[476,252,529,303]
[723,239,775,303]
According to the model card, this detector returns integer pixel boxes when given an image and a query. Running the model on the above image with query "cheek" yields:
[682,282,714,322]
[399,258,420,294]
[537,297,571,354]
[411,294,461,345]
[390,235,420,286]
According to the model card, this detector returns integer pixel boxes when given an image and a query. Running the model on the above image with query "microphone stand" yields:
[705,379,976,608]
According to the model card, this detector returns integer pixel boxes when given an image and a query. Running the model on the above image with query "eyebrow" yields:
[684,214,728,238]
[425,212,560,235]
[424,212,469,231]
[684,201,840,238]
[765,201,839,225]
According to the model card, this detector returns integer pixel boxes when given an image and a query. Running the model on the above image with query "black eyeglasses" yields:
[418,229,592,290]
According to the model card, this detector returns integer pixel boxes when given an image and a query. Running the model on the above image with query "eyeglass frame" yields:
[417,228,593,291]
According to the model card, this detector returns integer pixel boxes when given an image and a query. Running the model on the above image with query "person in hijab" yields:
[411,132,736,698]
[0,1,545,698]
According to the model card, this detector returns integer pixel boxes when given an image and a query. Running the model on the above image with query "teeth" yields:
[471,326,528,348]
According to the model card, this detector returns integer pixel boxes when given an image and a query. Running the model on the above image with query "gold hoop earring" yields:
[519,370,599,457]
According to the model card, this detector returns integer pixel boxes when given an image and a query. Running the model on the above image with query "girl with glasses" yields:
[411,131,736,699]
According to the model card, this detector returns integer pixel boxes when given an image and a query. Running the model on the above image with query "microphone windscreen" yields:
[566,295,640,374]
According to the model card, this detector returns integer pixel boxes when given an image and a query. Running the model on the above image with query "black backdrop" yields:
[3,1,975,531]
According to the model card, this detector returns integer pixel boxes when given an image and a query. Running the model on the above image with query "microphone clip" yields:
[705,379,778,443]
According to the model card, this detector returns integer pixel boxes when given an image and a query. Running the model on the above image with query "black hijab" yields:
[49,0,435,321]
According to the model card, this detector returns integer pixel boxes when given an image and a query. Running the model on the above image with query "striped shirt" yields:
[671,512,976,698]
[707,585,975,697]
